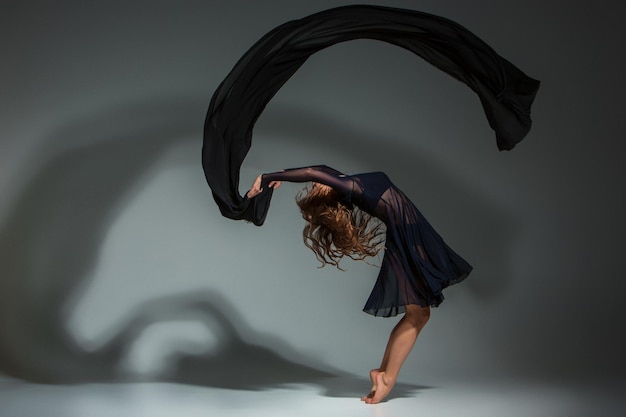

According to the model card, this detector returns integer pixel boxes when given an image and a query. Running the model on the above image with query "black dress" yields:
[262,165,472,317]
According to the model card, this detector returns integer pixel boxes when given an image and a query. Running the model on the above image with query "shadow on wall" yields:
[0,97,428,399]
[0,98,204,383]
[120,290,428,399]
[0,98,516,394]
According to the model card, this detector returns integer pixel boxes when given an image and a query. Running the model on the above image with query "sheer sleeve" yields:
[262,165,352,195]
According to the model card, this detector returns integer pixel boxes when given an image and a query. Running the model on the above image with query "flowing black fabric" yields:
[261,165,472,316]
[202,5,540,225]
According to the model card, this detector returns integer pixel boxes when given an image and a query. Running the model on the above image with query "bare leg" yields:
[362,304,430,404]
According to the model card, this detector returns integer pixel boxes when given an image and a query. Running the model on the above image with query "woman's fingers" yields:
[247,176,279,198]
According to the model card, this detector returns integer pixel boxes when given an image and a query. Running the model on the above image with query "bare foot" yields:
[364,371,395,404]
[361,369,381,401]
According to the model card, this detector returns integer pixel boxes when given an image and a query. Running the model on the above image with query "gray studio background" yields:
[1,0,624,389]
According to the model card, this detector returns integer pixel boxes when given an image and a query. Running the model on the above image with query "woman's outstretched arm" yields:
[246,165,351,198]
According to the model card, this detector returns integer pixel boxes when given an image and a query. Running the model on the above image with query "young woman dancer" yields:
[246,165,472,404]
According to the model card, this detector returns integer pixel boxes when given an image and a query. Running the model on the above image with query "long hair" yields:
[296,184,384,269]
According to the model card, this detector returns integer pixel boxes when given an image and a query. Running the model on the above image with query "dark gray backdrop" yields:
[1,0,624,387]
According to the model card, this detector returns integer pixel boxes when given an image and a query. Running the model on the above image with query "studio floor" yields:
[1,374,624,417]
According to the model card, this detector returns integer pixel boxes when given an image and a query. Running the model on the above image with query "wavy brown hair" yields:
[296,184,384,269]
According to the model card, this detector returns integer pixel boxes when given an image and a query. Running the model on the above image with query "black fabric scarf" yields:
[202,5,540,225]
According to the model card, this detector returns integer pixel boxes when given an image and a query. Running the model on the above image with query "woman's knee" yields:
[404,304,430,327]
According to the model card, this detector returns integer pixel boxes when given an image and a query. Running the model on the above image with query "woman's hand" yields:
[246,175,281,199]
[246,175,263,198]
